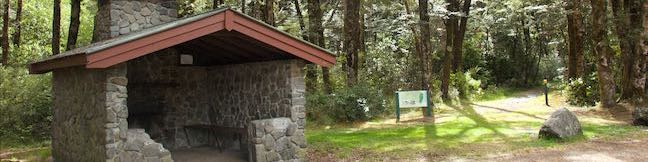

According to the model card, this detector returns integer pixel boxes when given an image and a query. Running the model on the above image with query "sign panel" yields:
[397,90,429,108]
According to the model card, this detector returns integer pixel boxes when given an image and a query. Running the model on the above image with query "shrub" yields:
[306,83,387,124]
[565,73,599,107]
[0,67,52,148]
[449,68,483,101]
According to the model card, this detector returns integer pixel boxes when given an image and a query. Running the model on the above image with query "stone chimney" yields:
[93,0,178,42]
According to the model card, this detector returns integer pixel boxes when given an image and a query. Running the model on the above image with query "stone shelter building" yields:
[29,1,335,161]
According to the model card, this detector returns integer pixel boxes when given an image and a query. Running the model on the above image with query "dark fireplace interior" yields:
[125,50,248,161]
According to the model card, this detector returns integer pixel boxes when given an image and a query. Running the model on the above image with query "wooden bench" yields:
[183,124,247,152]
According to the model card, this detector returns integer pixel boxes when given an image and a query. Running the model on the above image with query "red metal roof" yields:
[30,8,336,74]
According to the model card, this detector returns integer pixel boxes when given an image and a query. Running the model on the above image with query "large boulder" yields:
[633,104,648,126]
[539,108,583,139]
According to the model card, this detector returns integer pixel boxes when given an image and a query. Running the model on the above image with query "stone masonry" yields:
[127,50,308,156]
[248,118,306,162]
[50,0,310,161]
[121,129,173,162]
[109,0,178,37]
[52,67,109,162]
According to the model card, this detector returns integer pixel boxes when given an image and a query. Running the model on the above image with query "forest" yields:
[0,0,647,161]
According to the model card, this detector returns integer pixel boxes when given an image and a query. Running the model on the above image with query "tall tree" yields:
[642,1,648,99]
[308,0,332,94]
[441,0,458,99]
[263,0,275,26]
[566,0,585,80]
[402,0,423,88]
[344,0,361,87]
[626,0,647,100]
[418,0,433,117]
[452,0,471,97]
[591,0,617,108]
[66,0,81,51]
[53,0,61,55]
[452,0,471,73]
[614,0,646,100]
[1,0,8,65]
[613,0,633,100]
[13,0,22,47]
[297,0,318,93]
[418,0,431,91]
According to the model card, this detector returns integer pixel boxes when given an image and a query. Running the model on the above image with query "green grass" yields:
[306,106,646,160]
[0,146,51,162]
[474,87,530,101]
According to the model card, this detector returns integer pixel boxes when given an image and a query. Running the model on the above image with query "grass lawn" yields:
[306,90,648,161]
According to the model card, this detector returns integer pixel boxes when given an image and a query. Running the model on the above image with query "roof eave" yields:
[29,8,337,74]
[30,53,88,74]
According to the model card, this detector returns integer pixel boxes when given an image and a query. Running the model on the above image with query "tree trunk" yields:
[418,0,434,117]
[1,0,8,65]
[53,0,61,55]
[441,0,458,100]
[612,0,636,100]
[609,0,647,101]
[344,0,361,87]
[12,0,22,48]
[627,0,647,100]
[418,0,431,91]
[643,1,648,99]
[263,0,275,26]
[452,0,471,97]
[591,0,617,108]
[66,0,81,51]
[566,0,585,80]
[298,0,317,93]
[452,0,471,73]
[308,0,332,94]
[403,0,423,89]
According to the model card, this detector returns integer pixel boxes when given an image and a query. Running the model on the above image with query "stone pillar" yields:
[288,60,307,159]
[248,118,304,162]
[104,64,129,162]
[247,60,308,162]
[93,0,178,41]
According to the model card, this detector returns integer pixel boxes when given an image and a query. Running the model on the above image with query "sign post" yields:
[544,79,549,106]
[396,90,431,122]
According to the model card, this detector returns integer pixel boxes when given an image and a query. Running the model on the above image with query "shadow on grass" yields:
[467,103,547,120]
[446,101,509,139]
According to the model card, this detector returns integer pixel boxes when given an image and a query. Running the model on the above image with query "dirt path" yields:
[446,134,648,162]
[444,89,648,162]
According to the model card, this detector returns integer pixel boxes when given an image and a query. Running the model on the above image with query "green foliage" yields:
[565,73,600,107]
[306,83,388,124]
[0,0,96,148]
[0,67,52,148]
[448,68,484,101]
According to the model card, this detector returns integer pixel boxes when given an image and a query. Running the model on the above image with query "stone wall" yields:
[126,50,307,156]
[52,67,109,162]
[121,129,173,162]
[248,118,306,162]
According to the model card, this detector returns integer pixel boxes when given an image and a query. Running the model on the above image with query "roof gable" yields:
[30,8,336,74]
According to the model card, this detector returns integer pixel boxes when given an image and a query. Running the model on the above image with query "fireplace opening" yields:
[126,51,249,161]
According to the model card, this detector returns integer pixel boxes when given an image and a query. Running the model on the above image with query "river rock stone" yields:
[539,108,583,139]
